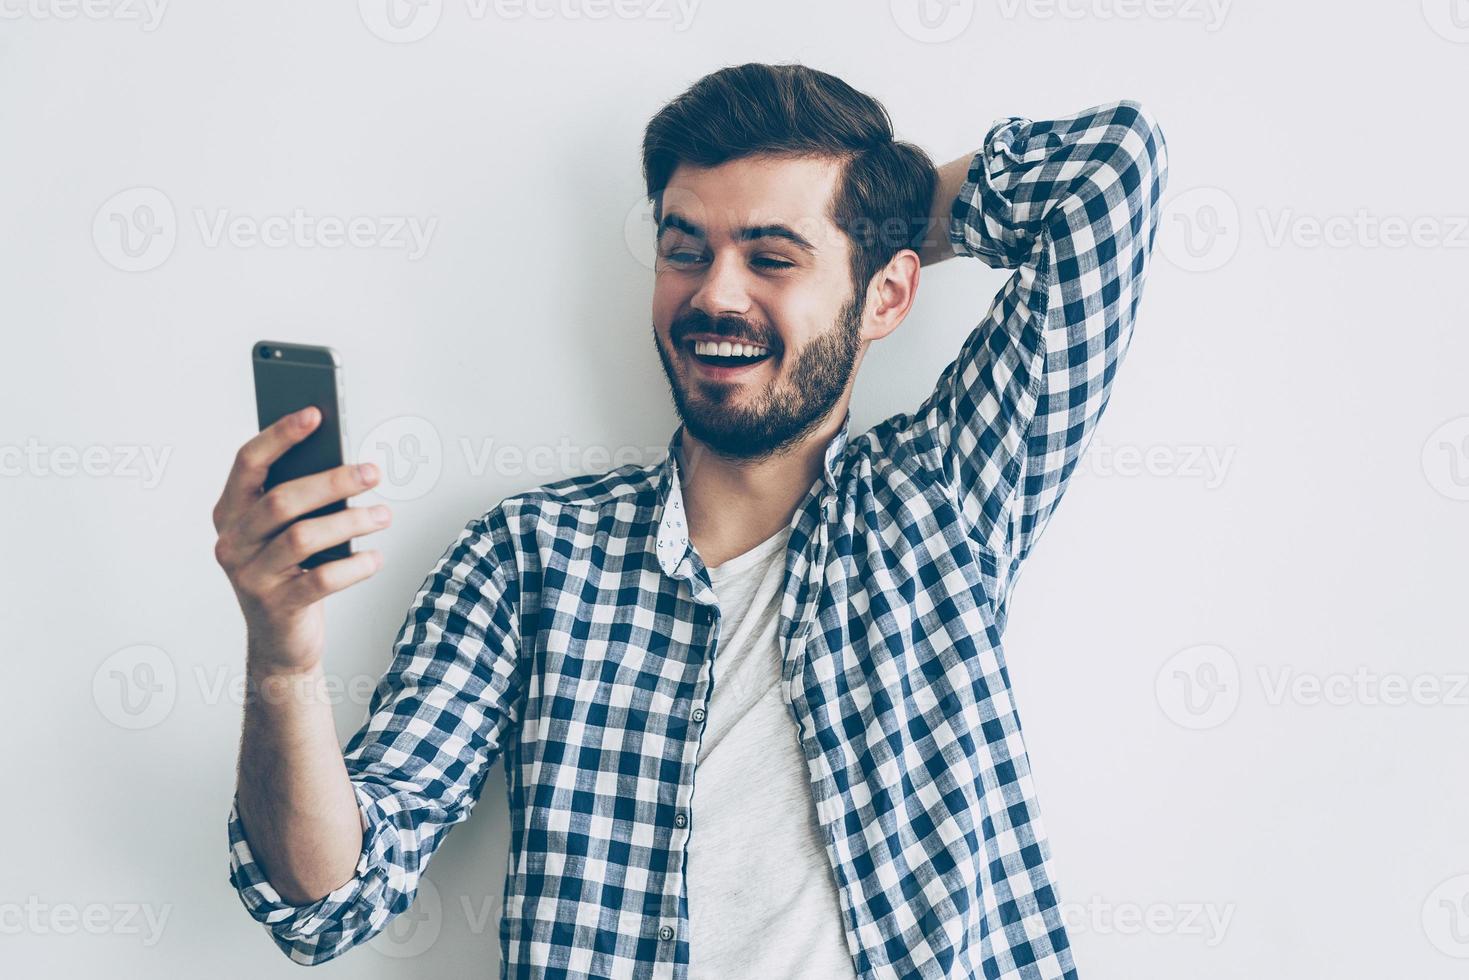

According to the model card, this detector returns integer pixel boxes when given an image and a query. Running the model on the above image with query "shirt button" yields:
[674,811,687,828]
[658,925,674,942]
[691,707,706,724]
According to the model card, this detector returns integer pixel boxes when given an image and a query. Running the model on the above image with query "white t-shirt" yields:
[685,523,859,979]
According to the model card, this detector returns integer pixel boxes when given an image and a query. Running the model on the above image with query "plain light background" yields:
[2,1,1466,977]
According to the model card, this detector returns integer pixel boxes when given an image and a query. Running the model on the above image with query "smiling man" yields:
[218,62,1167,979]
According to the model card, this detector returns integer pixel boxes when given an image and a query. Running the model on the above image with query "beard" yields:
[653,288,863,463]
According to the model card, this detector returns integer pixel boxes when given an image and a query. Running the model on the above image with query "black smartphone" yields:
[251,341,352,569]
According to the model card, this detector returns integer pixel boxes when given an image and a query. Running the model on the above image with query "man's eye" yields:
[659,251,792,270]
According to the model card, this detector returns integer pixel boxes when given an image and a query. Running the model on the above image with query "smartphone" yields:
[251,341,352,569]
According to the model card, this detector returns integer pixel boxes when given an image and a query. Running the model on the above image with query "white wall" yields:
[2,2,1466,977]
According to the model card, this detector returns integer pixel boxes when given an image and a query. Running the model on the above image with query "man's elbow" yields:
[1113,99,1169,191]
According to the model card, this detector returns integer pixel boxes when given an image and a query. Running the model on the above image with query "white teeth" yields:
[692,340,769,358]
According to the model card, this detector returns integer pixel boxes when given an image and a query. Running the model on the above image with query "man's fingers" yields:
[239,462,380,544]
[254,504,392,576]
[215,407,321,528]
[278,549,384,607]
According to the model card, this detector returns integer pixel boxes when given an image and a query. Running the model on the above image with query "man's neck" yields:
[676,407,846,569]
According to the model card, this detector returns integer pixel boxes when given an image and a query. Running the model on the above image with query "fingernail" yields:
[358,462,378,483]
[370,505,390,523]
[297,406,319,427]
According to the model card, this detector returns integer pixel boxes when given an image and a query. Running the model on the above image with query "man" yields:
[214,62,1167,979]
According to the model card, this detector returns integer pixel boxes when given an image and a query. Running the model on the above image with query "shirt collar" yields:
[654,409,851,578]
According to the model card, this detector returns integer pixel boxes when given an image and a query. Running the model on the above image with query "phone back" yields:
[252,341,349,567]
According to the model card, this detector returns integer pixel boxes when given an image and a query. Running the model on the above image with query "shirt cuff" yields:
[226,781,390,958]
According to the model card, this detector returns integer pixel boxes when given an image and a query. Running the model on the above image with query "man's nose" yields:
[688,251,754,319]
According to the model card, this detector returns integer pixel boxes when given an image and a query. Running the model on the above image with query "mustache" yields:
[670,311,775,350]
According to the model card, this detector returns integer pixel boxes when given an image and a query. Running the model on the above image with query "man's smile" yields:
[682,335,775,379]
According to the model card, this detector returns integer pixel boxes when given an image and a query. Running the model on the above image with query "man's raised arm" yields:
[899,99,1169,620]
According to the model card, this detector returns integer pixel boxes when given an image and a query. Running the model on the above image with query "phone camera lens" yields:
[259,346,271,359]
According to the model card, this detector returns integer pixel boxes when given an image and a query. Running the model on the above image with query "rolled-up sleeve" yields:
[893,99,1169,621]
[225,507,526,964]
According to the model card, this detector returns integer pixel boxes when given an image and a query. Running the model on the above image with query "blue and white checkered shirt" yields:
[227,99,1168,979]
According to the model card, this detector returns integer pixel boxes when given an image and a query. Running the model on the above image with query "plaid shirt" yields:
[227,99,1168,979]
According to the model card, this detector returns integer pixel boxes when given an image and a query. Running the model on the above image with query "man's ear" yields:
[859,249,920,344]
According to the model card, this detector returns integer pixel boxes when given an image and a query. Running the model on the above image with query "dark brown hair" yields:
[641,62,939,301]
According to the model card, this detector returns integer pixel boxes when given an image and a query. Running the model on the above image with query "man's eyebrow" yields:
[657,211,817,254]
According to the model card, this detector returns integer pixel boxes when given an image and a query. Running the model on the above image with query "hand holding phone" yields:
[211,342,391,675]
[251,342,354,569]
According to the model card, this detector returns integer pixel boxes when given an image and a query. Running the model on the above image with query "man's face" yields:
[651,154,867,462]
